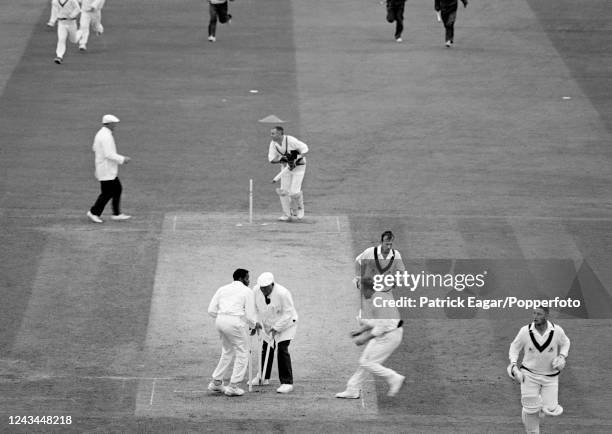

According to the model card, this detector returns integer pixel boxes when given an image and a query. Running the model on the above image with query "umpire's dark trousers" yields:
[261,339,293,384]
[90,177,122,217]
[386,0,406,39]
[208,2,230,37]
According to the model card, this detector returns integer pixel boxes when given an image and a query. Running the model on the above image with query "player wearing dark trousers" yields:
[436,0,468,47]
[261,340,293,385]
[251,272,298,394]
[90,177,122,217]
[386,0,406,42]
[208,0,232,42]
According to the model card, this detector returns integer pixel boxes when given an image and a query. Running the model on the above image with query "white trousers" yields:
[56,20,79,58]
[78,10,103,47]
[345,327,403,393]
[279,164,305,195]
[520,370,560,433]
[211,315,249,384]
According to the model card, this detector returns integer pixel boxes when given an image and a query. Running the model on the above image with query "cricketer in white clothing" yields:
[48,0,81,64]
[268,126,309,221]
[508,306,570,433]
[87,114,131,223]
[250,272,298,394]
[77,0,105,51]
[207,269,257,397]
[335,277,405,399]
[354,231,406,294]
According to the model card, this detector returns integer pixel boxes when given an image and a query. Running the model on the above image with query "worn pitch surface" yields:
[1,0,611,432]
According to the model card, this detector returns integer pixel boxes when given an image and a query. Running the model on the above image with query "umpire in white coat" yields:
[87,114,131,223]
[251,272,298,394]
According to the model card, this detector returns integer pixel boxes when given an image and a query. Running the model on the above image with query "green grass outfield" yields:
[1,0,611,432]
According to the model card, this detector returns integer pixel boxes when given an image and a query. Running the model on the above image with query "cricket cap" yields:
[102,114,120,124]
[257,272,274,287]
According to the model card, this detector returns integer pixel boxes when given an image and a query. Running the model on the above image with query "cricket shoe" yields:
[208,35,216,42]
[335,390,360,399]
[79,45,87,52]
[86,211,103,223]
[445,40,452,48]
[111,214,131,221]
[276,384,293,394]
[248,374,270,386]
[387,374,405,397]
[396,37,402,43]
[278,215,291,222]
[296,208,304,220]
[223,385,245,396]
[54,57,63,64]
[207,381,224,393]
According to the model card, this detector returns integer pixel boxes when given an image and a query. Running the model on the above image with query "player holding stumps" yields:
[508,306,570,433]
[268,126,309,221]
[207,268,257,397]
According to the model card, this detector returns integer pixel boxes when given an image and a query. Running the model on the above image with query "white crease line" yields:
[172,215,177,232]
[361,392,366,409]
[78,375,174,380]
[166,229,346,234]
[336,216,341,233]
[150,379,156,406]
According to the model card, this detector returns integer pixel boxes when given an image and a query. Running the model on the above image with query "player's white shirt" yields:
[355,245,403,264]
[509,320,570,375]
[207,281,256,327]
[252,283,298,342]
[268,135,309,164]
[50,0,81,22]
[356,245,406,293]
